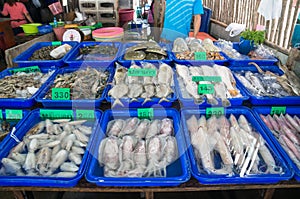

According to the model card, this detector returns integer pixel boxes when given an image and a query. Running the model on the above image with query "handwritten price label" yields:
[194,52,207,60]
[206,107,224,118]
[271,106,286,115]
[40,109,73,119]
[198,84,214,94]
[76,110,95,120]
[137,108,154,120]
[192,76,222,82]
[52,88,70,100]
[52,41,62,46]
[5,109,23,120]
[128,68,157,77]
[10,66,41,74]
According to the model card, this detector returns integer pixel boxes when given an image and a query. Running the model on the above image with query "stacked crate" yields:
[79,0,119,27]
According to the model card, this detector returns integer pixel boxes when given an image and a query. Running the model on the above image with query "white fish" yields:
[108,84,129,108]
[60,162,79,172]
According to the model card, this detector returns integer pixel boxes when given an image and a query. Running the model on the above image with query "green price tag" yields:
[52,41,62,46]
[40,109,73,119]
[206,107,224,118]
[0,111,3,120]
[192,76,222,82]
[137,108,154,120]
[76,110,95,120]
[128,68,157,77]
[198,84,214,94]
[194,52,207,60]
[271,106,286,115]
[10,66,41,74]
[5,109,23,120]
[52,88,70,100]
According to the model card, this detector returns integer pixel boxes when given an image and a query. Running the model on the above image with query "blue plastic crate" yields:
[106,63,177,108]
[252,106,300,182]
[13,41,79,67]
[221,43,278,66]
[181,107,293,184]
[231,65,300,105]
[35,66,114,108]
[85,108,190,186]
[174,66,249,107]
[0,109,29,149]
[0,66,57,108]
[117,42,173,67]
[0,109,102,187]
[64,42,123,67]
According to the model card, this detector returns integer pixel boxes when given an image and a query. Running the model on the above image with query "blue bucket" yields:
[239,37,254,55]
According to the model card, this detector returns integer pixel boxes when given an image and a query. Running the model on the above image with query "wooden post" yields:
[145,191,154,199]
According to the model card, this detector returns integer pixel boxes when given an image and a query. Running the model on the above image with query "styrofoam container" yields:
[13,41,79,67]
[36,66,114,108]
[64,41,122,67]
[118,42,173,67]
[231,65,300,105]
[252,106,300,182]
[85,108,191,186]
[0,66,57,108]
[181,107,293,184]
[0,109,102,187]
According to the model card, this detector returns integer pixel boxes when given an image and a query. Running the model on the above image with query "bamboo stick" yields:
[284,0,296,48]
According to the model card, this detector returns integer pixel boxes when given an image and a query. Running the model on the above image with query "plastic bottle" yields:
[53,17,58,28]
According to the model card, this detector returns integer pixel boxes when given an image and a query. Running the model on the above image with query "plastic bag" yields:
[225,23,246,37]
[48,1,63,15]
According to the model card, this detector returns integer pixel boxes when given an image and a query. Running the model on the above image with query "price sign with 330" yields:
[52,88,70,100]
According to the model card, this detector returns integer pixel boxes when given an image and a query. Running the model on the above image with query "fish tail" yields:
[207,97,218,105]
[130,98,138,102]
[158,97,170,104]
[142,97,151,105]
[112,98,124,108]
[222,98,231,107]
[194,96,205,105]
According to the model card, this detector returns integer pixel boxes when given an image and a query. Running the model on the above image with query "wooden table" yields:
[0,18,16,50]
[1,177,300,199]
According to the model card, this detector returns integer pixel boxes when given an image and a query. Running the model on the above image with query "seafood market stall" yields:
[0,36,299,199]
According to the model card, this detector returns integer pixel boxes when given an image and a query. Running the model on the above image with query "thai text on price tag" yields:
[40,109,73,119]
[5,109,23,120]
[137,108,154,120]
[198,84,214,94]
[52,88,70,100]
[194,52,207,60]
[192,76,222,82]
[128,68,157,77]
[76,110,95,120]
[52,41,62,46]
[10,66,41,74]
[271,106,286,115]
[206,107,224,118]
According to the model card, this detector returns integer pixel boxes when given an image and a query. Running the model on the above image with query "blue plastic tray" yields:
[64,42,123,67]
[36,66,114,108]
[106,63,177,108]
[85,108,191,186]
[221,43,278,66]
[0,109,102,187]
[0,109,29,149]
[0,66,57,108]
[168,43,229,66]
[174,66,249,107]
[117,42,173,67]
[231,65,300,105]
[13,41,79,67]
[181,107,293,184]
[252,106,300,182]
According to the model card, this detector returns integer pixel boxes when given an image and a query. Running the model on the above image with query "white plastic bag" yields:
[258,0,282,20]
[225,23,246,37]
[50,44,72,59]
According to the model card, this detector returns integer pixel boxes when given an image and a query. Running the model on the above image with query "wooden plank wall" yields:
[203,0,300,49]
